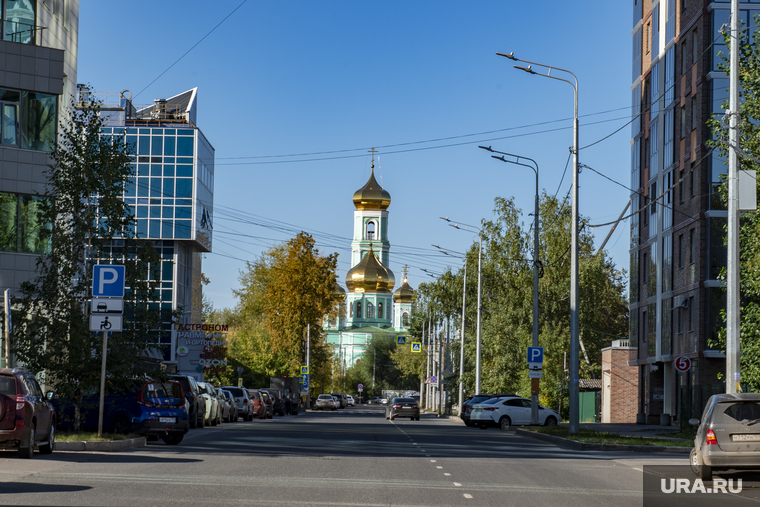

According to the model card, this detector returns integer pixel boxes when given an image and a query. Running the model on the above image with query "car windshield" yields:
[394,398,416,403]
[318,395,332,399]
[469,396,490,404]
[0,375,15,395]
[143,382,184,403]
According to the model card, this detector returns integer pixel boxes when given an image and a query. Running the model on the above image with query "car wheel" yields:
[544,416,558,426]
[112,415,131,435]
[161,433,184,445]
[211,414,217,426]
[18,424,34,459]
[697,449,713,481]
[267,411,273,419]
[499,416,512,430]
[390,415,396,421]
[198,413,205,428]
[39,421,55,455]
[690,448,700,476]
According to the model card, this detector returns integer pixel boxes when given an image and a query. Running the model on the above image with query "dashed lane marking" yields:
[444,473,451,476]
[454,482,462,487]
[463,494,473,499]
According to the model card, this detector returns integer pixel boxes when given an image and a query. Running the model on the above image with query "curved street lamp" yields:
[496,51,580,434]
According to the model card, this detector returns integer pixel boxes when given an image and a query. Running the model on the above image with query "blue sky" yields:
[79,1,633,311]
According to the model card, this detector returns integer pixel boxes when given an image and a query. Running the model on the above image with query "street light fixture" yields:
[480,146,541,426]
[497,51,580,434]
[433,244,468,416]
[441,217,483,395]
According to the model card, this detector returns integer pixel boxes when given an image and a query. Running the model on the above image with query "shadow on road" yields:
[0,483,92,495]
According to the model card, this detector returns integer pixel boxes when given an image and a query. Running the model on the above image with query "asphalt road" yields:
[0,405,687,506]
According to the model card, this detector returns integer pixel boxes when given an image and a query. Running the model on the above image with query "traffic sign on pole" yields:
[89,315,122,332]
[397,335,406,346]
[527,346,544,364]
[411,342,422,353]
[301,365,309,374]
[92,265,126,298]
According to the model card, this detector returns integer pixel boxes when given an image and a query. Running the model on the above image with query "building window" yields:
[690,228,695,264]
[366,302,374,319]
[678,233,684,268]
[689,296,695,331]
[402,312,409,327]
[646,22,650,55]
[693,30,698,65]
[0,88,57,151]
[366,220,376,241]
[642,310,648,342]
[356,301,362,319]
[691,169,696,197]
[0,192,50,253]
[643,252,648,283]
[691,95,697,131]
[680,106,686,139]
[377,301,383,320]
[679,170,684,202]
[2,0,36,44]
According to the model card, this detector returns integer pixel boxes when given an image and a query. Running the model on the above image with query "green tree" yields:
[231,232,337,389]
[12,97,164,430]
[708,16,760,390]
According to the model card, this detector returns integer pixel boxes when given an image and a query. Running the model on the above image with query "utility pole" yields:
[306,324,311,409]
[458,264,467,416]
[3,289,10,369]
[726,0,741,394]
[426,316,431,410]
[421,318,426,409]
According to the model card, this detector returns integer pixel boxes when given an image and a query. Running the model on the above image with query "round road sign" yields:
[358,384,363,390]
[674,356,692,373]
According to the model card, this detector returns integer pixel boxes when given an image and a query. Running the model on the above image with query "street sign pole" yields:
[306,324,311,410]
[97,330,108,438]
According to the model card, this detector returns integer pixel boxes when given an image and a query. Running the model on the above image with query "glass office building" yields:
[90,86,214,364]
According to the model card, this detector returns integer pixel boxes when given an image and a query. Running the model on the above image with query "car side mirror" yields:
[689,418,700,426]
[46,391,55,400]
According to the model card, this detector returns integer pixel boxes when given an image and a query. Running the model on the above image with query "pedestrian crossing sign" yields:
[411,342,422,353]
[397,335,406,346]
[301,365,309,374]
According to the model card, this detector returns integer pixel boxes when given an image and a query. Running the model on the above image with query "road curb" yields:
[514,428,691,454]
[55,437,146,452]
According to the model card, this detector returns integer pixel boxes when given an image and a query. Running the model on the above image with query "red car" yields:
[247,389,267,419]
[0,367,55,458]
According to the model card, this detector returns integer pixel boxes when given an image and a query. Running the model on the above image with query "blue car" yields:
[52,380,190,445]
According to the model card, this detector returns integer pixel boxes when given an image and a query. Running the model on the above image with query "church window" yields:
[366,302,374,319]
[366,220,376,240]
[378,301,383,320]
[356,301,362,318]
[402,312,409,327]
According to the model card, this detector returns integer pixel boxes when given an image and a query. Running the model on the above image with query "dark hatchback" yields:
[0,367,55,458]
[385,397,420,421]
[52,380,189,445]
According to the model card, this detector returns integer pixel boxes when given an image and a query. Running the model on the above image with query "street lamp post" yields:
[481,147,540,425]
[433,244,467,415]
[497,51,580,434]
[441,217,483,395]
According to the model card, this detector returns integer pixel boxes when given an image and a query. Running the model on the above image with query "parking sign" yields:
[92,265,125,298]
[527,346,544,364]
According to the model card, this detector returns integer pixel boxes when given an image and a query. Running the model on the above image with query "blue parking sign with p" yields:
[527,346,544,364]
[92,265,125,298]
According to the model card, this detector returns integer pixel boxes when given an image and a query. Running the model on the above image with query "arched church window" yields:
[377,301,383,320]
[356,301,362,318]
[402,312,409,327]
[366,220,376,240]
[366,302,374,318]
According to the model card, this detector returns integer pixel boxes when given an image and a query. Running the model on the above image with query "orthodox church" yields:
[324,157,415,367]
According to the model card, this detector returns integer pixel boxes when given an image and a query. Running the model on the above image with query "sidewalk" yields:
[574,422,690,442]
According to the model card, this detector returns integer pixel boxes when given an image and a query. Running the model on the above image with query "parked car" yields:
[316,394,337,411]
[470,396,558,430]
[264,388,286,416]
[198,382,221,426]
[460,393,517,426]
[259,390,274,419]
[690,393,760,480]
[51,379,190,445]
[221,390,239,422]
[170,374,205,429]
[215,387,232,423]
[367,397,382,405]
[223,387,255,421]
[386,397,420,421]
[246,389,267,419]
[331,392,348,408]
[0,367,55,458]
[346,395,356,406]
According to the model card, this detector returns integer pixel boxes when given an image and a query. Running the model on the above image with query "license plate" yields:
[732,434,760,442]
[159,417,176,424]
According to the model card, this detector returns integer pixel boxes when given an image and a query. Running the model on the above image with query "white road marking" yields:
[430,460,436,462]
[436,466,443,469]
[463,493,473,499]
[444,473,451,476]
[454,482,462,487]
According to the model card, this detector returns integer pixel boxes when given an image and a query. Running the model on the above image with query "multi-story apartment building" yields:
[0,0,79,295]
[629,0,749,424]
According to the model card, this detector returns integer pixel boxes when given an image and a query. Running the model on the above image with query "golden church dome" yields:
[393,277,414,303]
[332,281,346,301]
[353,164,391,210]
[345,244,395,293]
